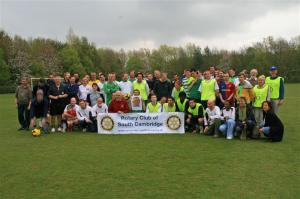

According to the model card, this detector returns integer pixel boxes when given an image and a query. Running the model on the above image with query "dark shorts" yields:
[50,102,65,115]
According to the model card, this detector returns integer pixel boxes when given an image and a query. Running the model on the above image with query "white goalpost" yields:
[30,77,63,90]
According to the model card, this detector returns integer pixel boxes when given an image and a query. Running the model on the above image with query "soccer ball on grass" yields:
[32,128,41,137]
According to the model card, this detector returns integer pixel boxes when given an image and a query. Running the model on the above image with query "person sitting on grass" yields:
[130,89,145,113]
[76,100,93,132]
[62,98,80,132]
[163,97,176,112]
[258,101,284,142]
[91,97,108,117]
[235,97,256,140]
[219,100,236,140]
[185,99,205,133]
[175,92,189,113]
[146,94,162,113]
[91,97,108,132]
[204,100,222,137]
[30,89,49,131]
[108,91,130,114]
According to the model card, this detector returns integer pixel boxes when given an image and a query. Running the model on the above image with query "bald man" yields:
[108,91,130,114]
[204,100,222,137]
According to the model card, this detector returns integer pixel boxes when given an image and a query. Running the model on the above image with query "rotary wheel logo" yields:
[101,116,114,131]
[167,115,181,130]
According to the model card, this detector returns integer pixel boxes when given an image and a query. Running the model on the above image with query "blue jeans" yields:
[17,104,30,129]
[219,119,236,139]
[235,120,255,136]
[261,127,270,135]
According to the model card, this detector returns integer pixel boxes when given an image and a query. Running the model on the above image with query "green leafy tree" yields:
[8,36,31,82]
[0,48,11,84]
[98,48,123,74]
[0,29,299,83]
[58,46,85,75]
[29,38,61,76]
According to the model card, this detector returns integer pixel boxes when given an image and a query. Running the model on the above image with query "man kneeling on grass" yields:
[91,97,108,132]
[219,100,236,140]
[185,99,204,133]
[235,97,256,140]
[76,100,94,132]
[62,97,79,132]
[146,94,162,113]
[204,100,222,137]
[163,97,176,112]
[30,89,49,131]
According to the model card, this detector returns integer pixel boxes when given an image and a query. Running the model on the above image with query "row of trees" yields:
[0,29,300,88]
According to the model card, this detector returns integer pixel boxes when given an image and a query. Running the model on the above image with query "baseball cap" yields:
[269,66,277,71]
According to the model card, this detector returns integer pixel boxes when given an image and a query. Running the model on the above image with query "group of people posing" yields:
[15,65,284,142]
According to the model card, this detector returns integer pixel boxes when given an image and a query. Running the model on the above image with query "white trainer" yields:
[51,128,55,133]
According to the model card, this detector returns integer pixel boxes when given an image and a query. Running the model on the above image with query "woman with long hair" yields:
[259,101,284,142]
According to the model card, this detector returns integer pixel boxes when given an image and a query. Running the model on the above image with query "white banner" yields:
[97,112,185,134]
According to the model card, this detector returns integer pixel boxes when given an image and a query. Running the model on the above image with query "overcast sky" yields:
[0,0,299,50]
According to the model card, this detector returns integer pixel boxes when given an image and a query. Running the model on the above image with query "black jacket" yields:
[30,98,49,119]
[263,110,284,142]
[32,84,49,98]
[153,80,172,100]
[235,104,255,123]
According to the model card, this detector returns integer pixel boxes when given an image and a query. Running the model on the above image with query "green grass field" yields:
[0,84,299,199]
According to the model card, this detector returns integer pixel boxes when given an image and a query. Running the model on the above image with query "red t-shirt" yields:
[108,99,130,113]
[224,82,236,104]
[67,109,77,117]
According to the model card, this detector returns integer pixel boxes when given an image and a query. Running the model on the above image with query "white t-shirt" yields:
[205,106,221,126]
[118,81,133,95]
[91,103,108,117]
[97,82,105,91]
[79,84,92,100]
[97,82,106,102]
[221,107,235,120]
[76,106,92,121]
